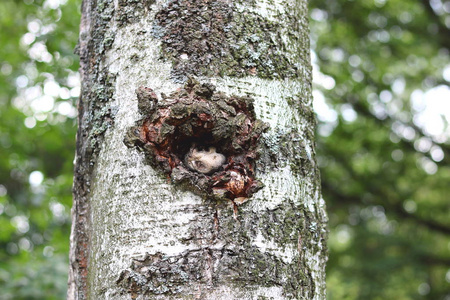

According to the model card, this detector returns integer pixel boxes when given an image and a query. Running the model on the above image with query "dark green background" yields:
[0,0,448,299]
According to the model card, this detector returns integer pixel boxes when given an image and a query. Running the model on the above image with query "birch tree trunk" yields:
[68,0,327,299]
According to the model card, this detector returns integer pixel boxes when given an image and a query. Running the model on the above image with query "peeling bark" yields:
[69,0,327,299]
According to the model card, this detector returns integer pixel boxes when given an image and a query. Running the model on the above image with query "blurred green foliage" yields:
[0,0,79,298]
[310,0,450,299]
[0,0,448,299]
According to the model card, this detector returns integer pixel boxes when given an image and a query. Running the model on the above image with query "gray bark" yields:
[68,0,327,299]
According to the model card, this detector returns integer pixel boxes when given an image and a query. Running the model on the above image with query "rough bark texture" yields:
[68,0,327,299]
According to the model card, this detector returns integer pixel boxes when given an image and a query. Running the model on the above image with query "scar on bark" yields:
[124,78,268,204]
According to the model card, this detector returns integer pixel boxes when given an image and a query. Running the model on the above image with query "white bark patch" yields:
[235,0,287,22]
[305,246,328,298]
[252,231,297,264]
[201,285,285,299]
[211,76,304,129]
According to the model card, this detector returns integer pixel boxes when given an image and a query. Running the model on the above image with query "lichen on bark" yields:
[115,0,155,26]
[69,0,118,297]
[153,0,302,82]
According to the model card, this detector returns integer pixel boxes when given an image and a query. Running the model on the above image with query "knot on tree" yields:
[124,78,268,203]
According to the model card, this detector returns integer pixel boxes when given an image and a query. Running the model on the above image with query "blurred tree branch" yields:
[351,99,450,166]
[322,145,450,236]
[322,178,450,236]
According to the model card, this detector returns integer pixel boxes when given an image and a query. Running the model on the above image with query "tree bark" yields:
[68,0,327,299]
